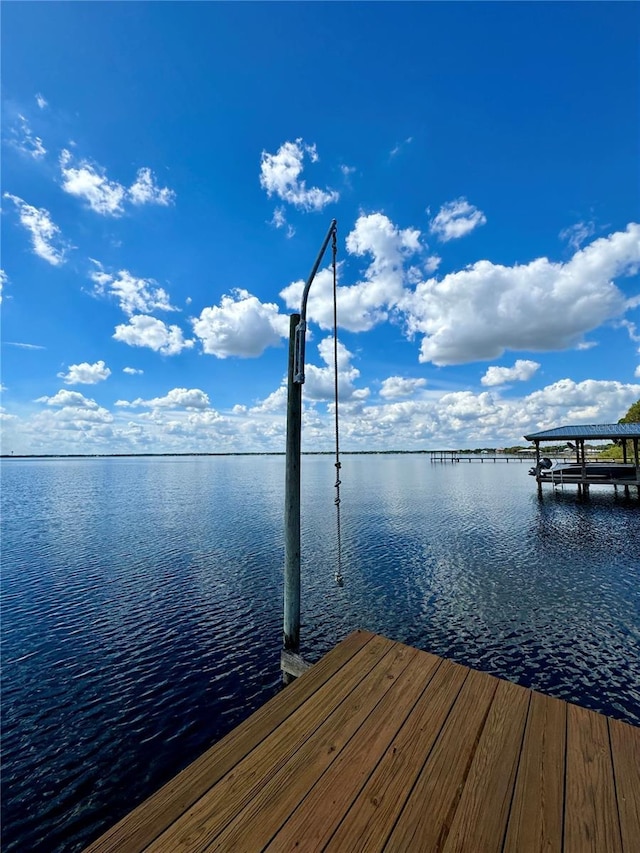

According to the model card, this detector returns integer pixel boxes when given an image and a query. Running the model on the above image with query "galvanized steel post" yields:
[282,221,337,682]
[284,313,302,658]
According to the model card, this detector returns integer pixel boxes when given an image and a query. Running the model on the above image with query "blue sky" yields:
[2,2,639,454]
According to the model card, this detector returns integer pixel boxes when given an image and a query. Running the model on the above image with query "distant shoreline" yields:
[0,450,541,460]
[1,450,436,459]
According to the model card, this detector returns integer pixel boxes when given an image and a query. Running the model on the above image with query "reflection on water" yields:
[1,456,638,852]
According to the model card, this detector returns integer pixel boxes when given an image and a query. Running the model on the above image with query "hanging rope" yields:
[331,226,344,586]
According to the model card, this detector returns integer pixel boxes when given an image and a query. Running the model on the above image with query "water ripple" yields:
[1,455,638,852]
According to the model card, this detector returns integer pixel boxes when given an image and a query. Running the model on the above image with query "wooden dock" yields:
[85,630,640,852]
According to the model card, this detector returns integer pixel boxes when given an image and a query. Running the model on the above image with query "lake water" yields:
[1,455,639,851]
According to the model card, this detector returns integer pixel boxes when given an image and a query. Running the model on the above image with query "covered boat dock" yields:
[524,423,640,494]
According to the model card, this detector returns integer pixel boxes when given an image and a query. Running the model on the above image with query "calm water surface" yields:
[2,456,639,851]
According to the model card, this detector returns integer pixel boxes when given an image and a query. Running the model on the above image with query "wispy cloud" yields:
[559,220,596,251]
[123,367,144,375]
[429,197,487,242]
[390,136,413,158]
[4,341,46,350]
[0,269,7,303]
[58,360,112,385]
[11,115,47,159]
[3,193,68,265]
[340,164,357,189]
[618,319,640,343]
[35,93,48,110]
[260,138,339,211]
[60,150,175,216]
[269,206,295,238]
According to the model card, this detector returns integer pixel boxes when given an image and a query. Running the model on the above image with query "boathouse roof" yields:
[524,423,640,441]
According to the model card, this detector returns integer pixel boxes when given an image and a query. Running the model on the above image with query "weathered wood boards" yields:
[85,631,640,853]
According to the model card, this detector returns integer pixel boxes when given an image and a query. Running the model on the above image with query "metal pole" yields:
[282,220,337,681]
[293,219,337,384]
[284,314,302,658]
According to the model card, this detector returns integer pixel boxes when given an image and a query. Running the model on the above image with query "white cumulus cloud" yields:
[58,360,112,385]
[260,138,339,211]
[283,214,639,368]
[90,265,176,316]
[305,338,369,403]
[37,389,100,408]
[4,193,68,265]
[113,315,194,355]
[406,223,640,365]
[280,213,422,332]
[60,149,127,215]
[524,378,639,426]
[380,376,427,399]
[60,150,174,215]
[123,367,144,375]
[429,197,487,242]
[424,255,441,274]
[128,167,175,206]
[8,371,640,454]
[247,386,289,415]
[481,360,541,387]
[193,288,289,358]
[33,390,113,436]
[116,388,210,410]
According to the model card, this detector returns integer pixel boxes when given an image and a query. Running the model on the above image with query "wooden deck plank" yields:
[608,717,640,853]
[503,690,566,853]
[84,629,375,853]
[564,703,622,852]
[261,647,442,852]
[84,632,640,853]
[386,666,498,851]
[144,635,401,852]
[203,642,425,851]
[324,657,469,853]
[442,677,530,852]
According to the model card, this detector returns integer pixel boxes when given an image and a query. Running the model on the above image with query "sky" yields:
[1,2,639,455]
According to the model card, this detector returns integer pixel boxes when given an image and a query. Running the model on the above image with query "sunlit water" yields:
[2,455,639,851]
